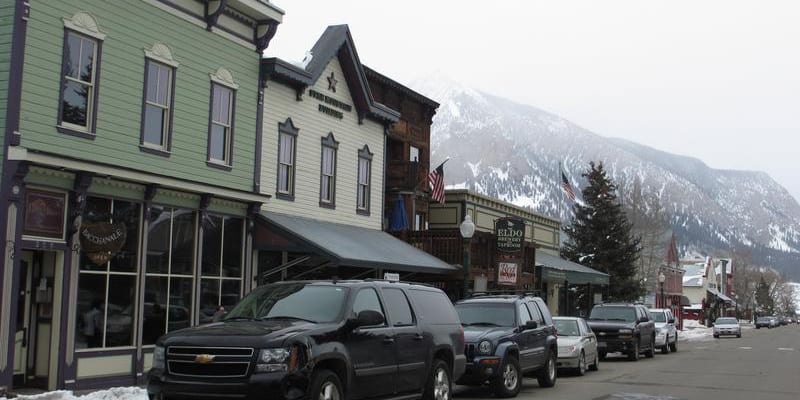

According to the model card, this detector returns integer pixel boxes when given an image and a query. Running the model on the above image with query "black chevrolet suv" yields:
[587,303,656,361]
[453,295,558,398]
[147,280,466,400]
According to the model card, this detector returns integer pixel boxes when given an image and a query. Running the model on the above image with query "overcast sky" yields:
[268,0,800,202]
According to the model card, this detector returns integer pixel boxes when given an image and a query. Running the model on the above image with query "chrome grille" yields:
[167,346,254,378]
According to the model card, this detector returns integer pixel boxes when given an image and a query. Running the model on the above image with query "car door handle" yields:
[413,334,424,341]
[383,337,396,344]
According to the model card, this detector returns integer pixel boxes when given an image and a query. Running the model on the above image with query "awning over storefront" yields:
[536,253,610,285]
[707,288,734,303]
[257,212,459,274]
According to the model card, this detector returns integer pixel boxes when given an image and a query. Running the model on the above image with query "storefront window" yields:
[75,197,140,349]
[199,214,243,323]
[142,206,196,345]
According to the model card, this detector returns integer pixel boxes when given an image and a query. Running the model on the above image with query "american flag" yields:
[561,171,576,201]
[428,161,446,203]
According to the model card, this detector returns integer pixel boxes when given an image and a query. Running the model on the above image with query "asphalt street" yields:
[455,324,800,400]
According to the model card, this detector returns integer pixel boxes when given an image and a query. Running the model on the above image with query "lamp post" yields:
[658,271,666,309]
[460,214,475,299]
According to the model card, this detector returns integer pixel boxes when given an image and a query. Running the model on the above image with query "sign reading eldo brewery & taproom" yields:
[495,217,525,253]
[79,222,127,265]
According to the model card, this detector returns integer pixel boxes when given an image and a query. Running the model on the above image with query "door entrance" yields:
[13,250,58,389]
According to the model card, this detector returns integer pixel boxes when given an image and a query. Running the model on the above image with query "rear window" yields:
[589,306,636,322]
[408,289,459,324]
[650,311,666,322]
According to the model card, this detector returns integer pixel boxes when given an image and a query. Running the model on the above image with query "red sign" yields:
[498,262,518,286]
[23,189,67,239]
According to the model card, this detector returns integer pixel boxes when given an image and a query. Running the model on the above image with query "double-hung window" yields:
[59,31,100,135]
[277,118,299,199]
[208,83,234,165]
[357,145,373,215]
[320,133,338,207]
[141,60,174,151]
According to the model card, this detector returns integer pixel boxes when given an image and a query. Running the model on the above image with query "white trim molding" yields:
[144,42,179,68]
[63,12,106,40]
[210,67,239,90]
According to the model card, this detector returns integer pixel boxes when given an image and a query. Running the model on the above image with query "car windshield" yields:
[757,317,770,322]
[715,318,737,325]
[649,312,666,322]
[554,319,581,336]
[224,283,348,323]
[455,303,515,327]
[589,307,636,322]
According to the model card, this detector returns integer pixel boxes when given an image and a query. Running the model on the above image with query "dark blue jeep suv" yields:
[454,295,558,397]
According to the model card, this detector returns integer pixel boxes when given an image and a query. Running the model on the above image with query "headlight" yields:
[152,346,165,370]
[477,340,493,355]
[256,348,291,373]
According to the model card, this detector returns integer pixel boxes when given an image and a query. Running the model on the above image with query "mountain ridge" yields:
[409,77,800,278]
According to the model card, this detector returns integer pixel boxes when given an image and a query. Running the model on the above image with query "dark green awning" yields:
[536,253,609,285]
[258,212,459,274]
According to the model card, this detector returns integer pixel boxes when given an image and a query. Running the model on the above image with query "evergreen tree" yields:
[755,275,774,316]
[562,162,643,301]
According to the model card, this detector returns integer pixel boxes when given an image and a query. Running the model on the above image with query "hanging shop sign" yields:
[23,189,68,240]
[79,222,127,265]
[495,217,525,253]
[498,262,518,286]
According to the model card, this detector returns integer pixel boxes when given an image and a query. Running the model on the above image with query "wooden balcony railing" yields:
[386,160,427,191]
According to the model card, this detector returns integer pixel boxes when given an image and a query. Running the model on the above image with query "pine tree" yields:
[755,275,774,316]
[562,162,643,301]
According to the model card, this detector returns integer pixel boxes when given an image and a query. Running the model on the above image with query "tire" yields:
[645,335,656,358]
[713,334,719,338]
[627,339,639,361]
[756,326,761,329]
[661,344,669,354]
[536,351,557,388]
[491,356,522,398]
[575,351,587,376]
[669,335,677,352]
[598,351,607,361]
[423,359,452,400]
[588,352,599,371]
[309,369,344,400]
[737,333,741,338]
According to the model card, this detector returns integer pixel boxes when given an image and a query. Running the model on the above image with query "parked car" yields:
[148,280,466,400]
[713,317,741,338]
[454,294,558,397]
[649,308,678,354]
[770,316,781,328]
[587,303,657,361]
[755,316,773,329]
[553,317,599,376]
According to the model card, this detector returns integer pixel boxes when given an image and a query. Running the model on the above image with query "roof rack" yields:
[362,278,436,288]
[467,290,543,299]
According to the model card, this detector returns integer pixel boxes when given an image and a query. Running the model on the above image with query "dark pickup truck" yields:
[147,280,466,400]
[586,303,656,361]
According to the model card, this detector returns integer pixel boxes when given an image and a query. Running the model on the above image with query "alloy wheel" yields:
[319,381,340,400]
[434,367,450,400]
[503,363,519,390]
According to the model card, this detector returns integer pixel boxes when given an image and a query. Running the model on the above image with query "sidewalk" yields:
[0,387,146,400]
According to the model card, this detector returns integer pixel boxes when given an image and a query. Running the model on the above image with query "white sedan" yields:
[712,317,742,338]
[554,317,599,376]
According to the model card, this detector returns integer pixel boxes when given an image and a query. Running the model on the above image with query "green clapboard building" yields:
[0,0,282,392]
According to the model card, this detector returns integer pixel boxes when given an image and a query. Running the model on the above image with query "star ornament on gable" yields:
[327,71,338,92]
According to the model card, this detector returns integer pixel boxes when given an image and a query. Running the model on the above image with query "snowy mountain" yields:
[410,75,800,279]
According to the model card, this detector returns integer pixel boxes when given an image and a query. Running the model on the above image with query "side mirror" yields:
[522,321,538,330]
[638,317,649,323]
[668,318,675,324]
[353,310,385,328]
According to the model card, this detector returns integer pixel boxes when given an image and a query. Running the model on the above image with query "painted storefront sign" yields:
[498,262,518,286]
[23,189,67,240]
[495,217,524,253]
[79,222,127,265]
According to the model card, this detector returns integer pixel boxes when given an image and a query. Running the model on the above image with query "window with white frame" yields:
[320,133,338,206]
[141,59,174,150]
[75,197,141,349]
[357,145,373,214]
[142,206,196,345]
[277,118,299,199]
[200,214,244,323]
[208,83,234,164]
[59,30,100,133]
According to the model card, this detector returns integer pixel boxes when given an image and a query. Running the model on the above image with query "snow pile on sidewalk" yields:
[1,387,147,400]
[680,319,713,341]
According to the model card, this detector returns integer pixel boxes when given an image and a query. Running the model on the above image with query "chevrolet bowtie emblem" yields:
[194,354,215,364]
